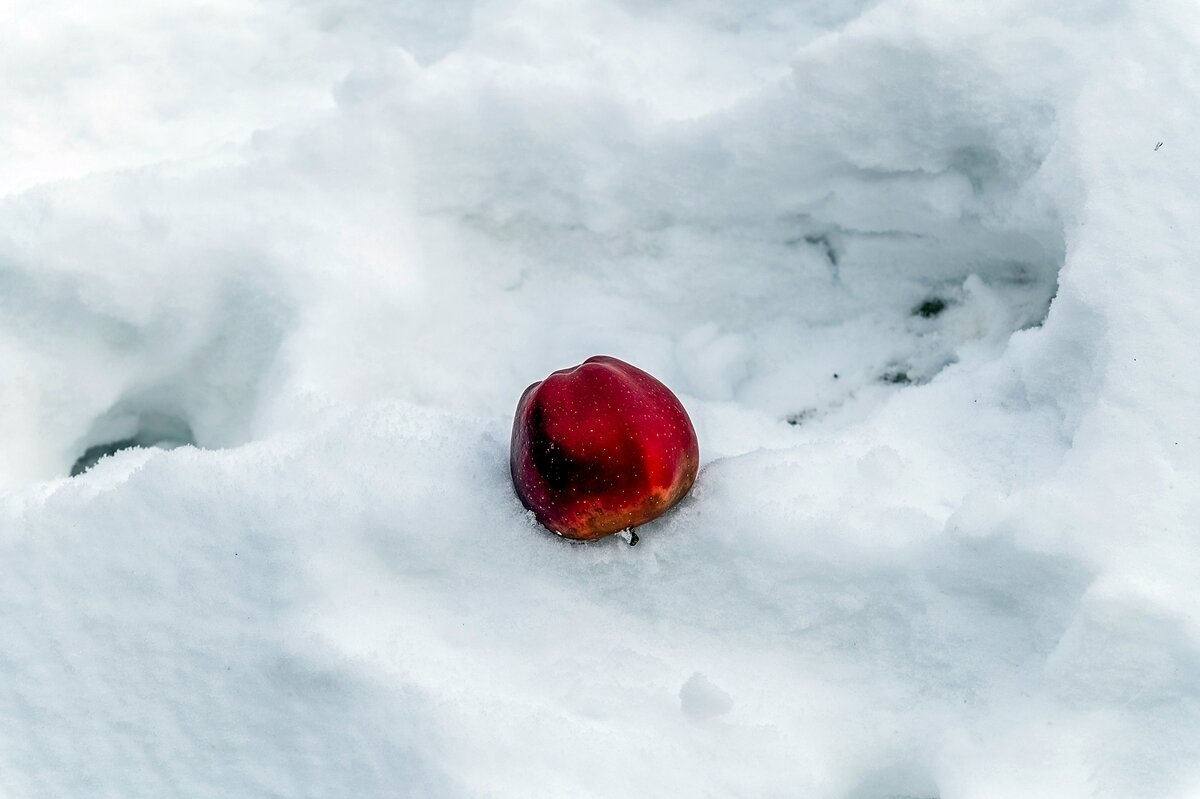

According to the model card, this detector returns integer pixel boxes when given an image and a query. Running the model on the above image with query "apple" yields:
[510,355,699,542]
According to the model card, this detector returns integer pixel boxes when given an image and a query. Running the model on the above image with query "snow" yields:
[1,0,1198,796]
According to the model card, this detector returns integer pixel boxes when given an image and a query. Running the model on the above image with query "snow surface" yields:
[2,0,1199,796]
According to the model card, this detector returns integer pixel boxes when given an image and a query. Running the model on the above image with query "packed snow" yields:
[2,0,1198,796]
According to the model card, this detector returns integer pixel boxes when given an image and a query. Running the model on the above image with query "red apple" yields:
[510,355,699,541]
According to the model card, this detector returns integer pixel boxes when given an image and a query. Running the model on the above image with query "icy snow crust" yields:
[2,0,1199,796]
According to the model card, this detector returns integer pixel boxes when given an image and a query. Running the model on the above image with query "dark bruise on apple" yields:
[510,355,700,542]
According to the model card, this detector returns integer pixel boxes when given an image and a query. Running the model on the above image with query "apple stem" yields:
[628,530,639,546]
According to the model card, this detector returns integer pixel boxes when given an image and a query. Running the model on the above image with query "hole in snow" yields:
[69,410,197,477]
[913,296,948,318]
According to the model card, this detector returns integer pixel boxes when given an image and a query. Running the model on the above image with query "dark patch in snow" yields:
[70,411,196,476]
[786,408,817,426]
[70,438,143,477]
[879,370,912,385]
[801,233,839,266]
[913,297,948,318]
